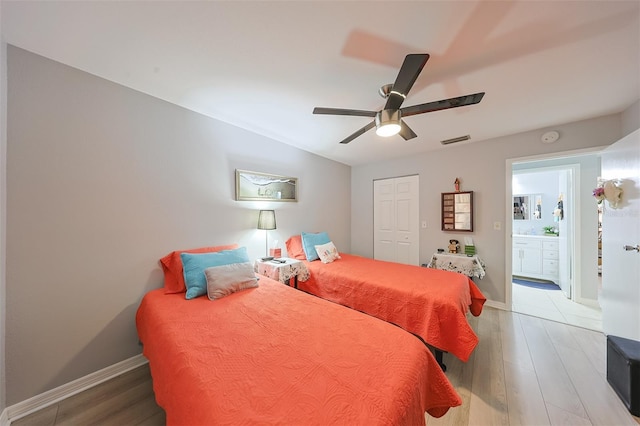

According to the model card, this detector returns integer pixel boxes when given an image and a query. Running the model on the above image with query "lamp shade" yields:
[257,210,276,230]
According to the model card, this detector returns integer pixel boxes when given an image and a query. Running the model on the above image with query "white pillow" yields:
[204,262,259,300]
[314,241,341,264]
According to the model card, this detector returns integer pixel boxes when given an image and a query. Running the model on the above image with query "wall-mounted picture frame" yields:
[235,169,298,202]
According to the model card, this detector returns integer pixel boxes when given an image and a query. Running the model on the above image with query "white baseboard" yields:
[2,354,147,425]
[484,299,507,311]
[575,296,601,309]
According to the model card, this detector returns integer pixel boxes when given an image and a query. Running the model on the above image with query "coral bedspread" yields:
[136,277,462,425]
[298,254,486,362]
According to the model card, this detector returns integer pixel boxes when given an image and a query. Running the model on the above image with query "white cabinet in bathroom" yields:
[512,236,559,283]
[541,239,559,281]
[513,237,542,276]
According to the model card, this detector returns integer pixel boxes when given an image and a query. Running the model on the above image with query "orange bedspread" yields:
[298,254,487,362]
[136,277,462,425]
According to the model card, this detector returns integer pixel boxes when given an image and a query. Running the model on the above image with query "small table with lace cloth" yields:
[254,258,310,288]
[425,253,486,280]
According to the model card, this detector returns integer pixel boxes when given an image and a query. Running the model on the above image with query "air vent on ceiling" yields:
[440,135,471,145]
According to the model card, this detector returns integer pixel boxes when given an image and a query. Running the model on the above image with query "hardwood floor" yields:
[10,364,165,426]
[11,307,640,425]
[428,307,639,425]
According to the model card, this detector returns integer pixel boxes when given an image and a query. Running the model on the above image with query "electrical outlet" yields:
[494,221,501,230]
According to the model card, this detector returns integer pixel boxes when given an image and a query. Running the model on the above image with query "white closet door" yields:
[373,179,396,262]
[374,175,419,265]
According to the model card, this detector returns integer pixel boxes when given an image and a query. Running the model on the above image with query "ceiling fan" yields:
[313,54,485,145]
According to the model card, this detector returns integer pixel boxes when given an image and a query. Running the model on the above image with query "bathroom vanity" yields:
[512,235,559,283]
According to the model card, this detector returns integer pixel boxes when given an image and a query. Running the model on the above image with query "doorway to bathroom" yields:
[507,153,602,331]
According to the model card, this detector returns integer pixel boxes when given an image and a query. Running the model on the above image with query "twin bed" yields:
[299,255,485,363]
[287,234,486,365]
[136,239,486,424]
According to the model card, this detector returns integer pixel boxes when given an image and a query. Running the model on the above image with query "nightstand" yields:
[254,258,310,288]
[425,253,486,279]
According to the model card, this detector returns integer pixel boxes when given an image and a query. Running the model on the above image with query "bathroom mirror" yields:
[441,191,474,232]
[513,195,530,220]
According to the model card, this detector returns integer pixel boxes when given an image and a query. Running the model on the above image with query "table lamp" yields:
[257,210,276,257]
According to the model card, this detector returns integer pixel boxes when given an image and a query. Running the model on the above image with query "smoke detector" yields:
[541,131,560,144]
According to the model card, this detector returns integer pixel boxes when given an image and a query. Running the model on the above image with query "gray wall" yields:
[351,114,623,304]
[5,46,351,405]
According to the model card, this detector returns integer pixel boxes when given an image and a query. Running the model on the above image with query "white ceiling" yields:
[3,1,639,166]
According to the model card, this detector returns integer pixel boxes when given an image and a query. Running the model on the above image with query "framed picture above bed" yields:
[235,169,298,202]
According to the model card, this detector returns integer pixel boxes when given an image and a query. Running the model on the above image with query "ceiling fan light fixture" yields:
[375,110,401,137]
[376,123,401,137]
[312,54,484,145]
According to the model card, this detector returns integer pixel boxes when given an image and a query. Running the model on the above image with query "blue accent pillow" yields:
[181,247,250,299]
[301,232,331,261]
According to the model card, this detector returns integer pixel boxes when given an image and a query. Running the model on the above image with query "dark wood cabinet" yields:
[441,191,474,232]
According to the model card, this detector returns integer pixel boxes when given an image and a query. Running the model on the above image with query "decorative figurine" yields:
[448,239,459,254]
[603,180,623,209]
[454,178,460,192]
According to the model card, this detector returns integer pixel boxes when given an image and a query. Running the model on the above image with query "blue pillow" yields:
[301,232,331,261]
[181,247,250,299]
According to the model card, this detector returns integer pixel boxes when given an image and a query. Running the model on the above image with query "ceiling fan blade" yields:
[399,120,417,140]
[313,107,377,117]
[339,121,376,144]
[401,92,485,118]
[384,53,430,110]
[341,29,419,69]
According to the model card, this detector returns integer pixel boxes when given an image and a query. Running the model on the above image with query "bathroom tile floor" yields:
[512,282,602,332]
